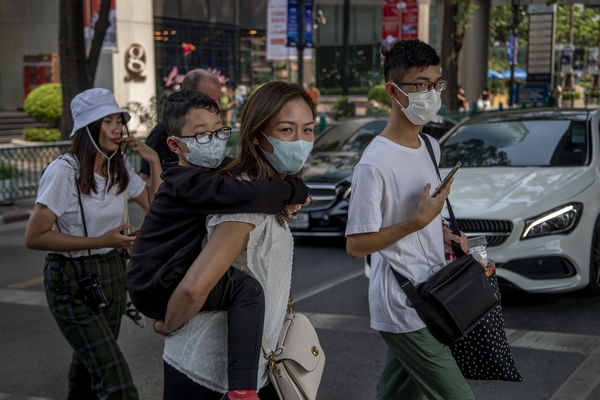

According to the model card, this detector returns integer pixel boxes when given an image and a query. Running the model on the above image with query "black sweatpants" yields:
[191,266,265,391]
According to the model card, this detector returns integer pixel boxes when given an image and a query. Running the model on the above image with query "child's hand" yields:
[284,204,302,218]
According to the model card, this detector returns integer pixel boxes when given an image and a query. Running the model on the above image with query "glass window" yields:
[441,119,588,167]
[154,18,238,90]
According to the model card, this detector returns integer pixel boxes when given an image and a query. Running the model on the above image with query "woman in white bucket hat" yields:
[25,88,161,399]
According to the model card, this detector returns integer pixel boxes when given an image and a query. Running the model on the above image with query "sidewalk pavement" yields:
[0,197,35,224]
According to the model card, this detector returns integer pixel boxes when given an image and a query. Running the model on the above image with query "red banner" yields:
[83,0,117,52]
[401,0,419,40]
[382,0,400,47]
[23,54,59,99]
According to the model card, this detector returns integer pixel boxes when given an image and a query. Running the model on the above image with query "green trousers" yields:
[44,250,139,400]
[377,329,475,400]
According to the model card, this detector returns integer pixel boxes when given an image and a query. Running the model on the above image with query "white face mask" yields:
[174,136,227,169]
[393,83,442,126]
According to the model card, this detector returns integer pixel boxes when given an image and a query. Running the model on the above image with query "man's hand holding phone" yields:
[432,161,461,198]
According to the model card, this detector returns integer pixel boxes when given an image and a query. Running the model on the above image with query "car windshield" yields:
[440,119,588,168]
[313,117,454,153]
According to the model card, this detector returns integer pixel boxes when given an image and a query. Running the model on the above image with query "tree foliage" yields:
[555,5,599,47]
[489,5,529,46]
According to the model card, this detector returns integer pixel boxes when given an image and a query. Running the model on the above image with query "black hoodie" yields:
[126,161,309,319]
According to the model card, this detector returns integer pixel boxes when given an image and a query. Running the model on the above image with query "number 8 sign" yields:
[125,44,146,75]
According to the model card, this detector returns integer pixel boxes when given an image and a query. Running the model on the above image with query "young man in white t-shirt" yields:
[345,39,474,400]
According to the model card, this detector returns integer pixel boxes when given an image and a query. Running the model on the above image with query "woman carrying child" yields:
[154,81,316,399]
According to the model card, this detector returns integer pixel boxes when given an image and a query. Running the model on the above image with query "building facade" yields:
[0,0,496,116]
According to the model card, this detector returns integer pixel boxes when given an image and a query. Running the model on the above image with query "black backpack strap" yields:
[419,134,465,258]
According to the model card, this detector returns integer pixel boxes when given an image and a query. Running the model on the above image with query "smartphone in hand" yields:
[432,161,461,197]
[127,229,140,237]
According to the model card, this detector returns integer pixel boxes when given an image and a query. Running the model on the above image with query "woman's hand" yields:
[443,226,468,254]
[122,136,159,164]
[97,224,137,249]
[152,319,171,337]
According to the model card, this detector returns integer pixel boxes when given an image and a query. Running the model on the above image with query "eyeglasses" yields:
[395,80,447,93]
[182,127,232,144]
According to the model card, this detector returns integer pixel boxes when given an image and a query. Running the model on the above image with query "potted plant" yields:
[22,83,62,143]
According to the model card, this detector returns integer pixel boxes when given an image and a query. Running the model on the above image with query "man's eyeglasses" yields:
[182,127,232,144]
[395,80,447,93]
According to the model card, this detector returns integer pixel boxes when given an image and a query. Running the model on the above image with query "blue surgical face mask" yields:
[175,136,227,168]
[259,131,313,175]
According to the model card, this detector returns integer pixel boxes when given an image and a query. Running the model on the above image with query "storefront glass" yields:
[154,18,238,91]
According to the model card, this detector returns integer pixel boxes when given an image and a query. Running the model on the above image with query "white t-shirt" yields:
[345,135,446,334]
[36,153,146,258]
[163,213,294,394]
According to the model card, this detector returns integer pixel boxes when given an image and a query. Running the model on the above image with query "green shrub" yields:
[332,96,355,121]
[367,85,391,106]
[23,127,61,142]
[0,165,22,179]
[489,79,508,95]
[562,92,582,100]
[23,83,62,126]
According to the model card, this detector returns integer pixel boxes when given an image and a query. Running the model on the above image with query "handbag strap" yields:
[262,296,294,360]
[389,267,424,307]
[51,155,92,279]
[419,134,465,258]
[389,135,466,301]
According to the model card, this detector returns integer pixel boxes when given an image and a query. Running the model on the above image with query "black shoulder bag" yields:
[390,135,499,345]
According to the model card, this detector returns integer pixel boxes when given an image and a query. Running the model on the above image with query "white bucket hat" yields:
[70,88,131,138]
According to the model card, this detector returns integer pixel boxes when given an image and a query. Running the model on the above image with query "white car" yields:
[365,108,600,295]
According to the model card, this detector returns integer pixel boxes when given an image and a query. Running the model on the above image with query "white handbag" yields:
[262,300,325,400]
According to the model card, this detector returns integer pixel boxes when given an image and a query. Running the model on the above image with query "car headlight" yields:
[335,182,352,200]
[521,203,583,239]
[342,185,351,200]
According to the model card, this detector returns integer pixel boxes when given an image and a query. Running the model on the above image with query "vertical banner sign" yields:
[508,33,519,66]
[526,5,556,84]
[304,0,314,48]
[287,0,299,47]
[268,0,294,60]
[401,0,419,40]
[588,48,598,75]
[268,0,312,60]
[561,45,572,74]
[83,0,117,53]
[382,0,400,52]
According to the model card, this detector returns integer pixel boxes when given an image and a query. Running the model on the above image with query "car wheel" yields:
[586,217,600,296]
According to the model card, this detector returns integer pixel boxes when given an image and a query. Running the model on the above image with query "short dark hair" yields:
[162,90,219,137]
[382,39,441,83]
